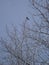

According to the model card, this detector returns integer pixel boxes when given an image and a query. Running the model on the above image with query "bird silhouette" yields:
[26,17,29,20]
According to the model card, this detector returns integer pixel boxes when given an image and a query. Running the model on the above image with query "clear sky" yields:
[0,0,30,37]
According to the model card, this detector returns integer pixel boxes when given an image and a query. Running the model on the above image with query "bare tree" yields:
[0,0,49,65]
[29,0,49,48]
[28,0,49,64]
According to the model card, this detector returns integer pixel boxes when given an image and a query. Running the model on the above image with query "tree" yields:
[0,0,49,65]
[29,0,49,49]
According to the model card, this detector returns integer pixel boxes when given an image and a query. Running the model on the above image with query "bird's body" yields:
[26,17,29,20]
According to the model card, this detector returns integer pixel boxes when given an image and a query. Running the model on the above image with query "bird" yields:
[26,17,29,20]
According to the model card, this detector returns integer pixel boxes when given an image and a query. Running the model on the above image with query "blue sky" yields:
[0,0,30,62]
[0,0,30,37]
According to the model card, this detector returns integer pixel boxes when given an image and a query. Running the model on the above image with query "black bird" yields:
[26,17,29,20]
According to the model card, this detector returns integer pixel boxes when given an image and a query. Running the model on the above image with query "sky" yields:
[0,0,30,37]
[0,0,30,62]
